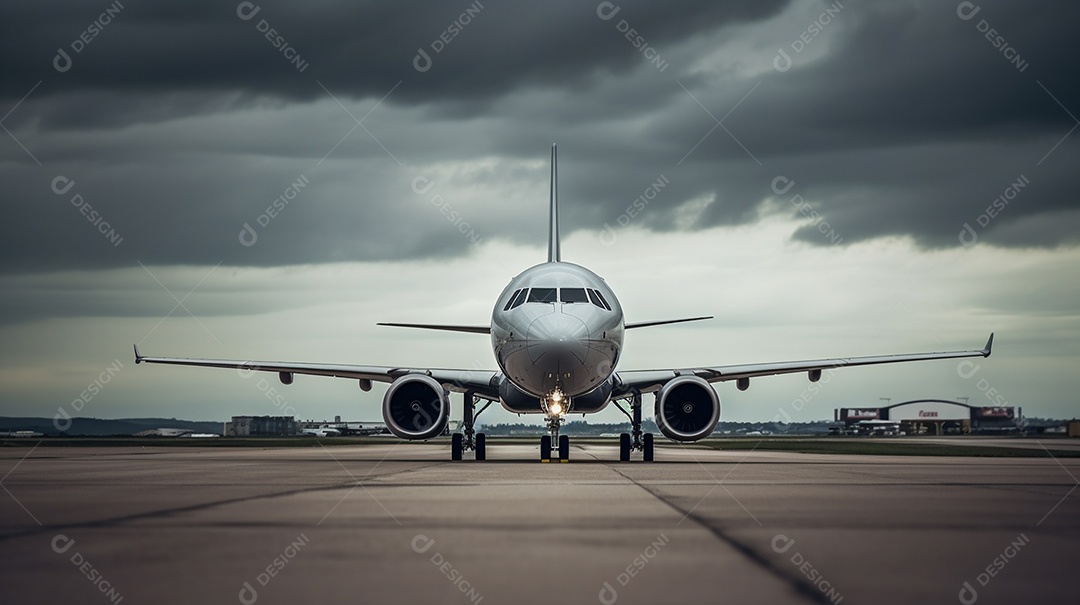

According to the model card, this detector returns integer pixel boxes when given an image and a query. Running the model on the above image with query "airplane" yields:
[134,144,994,462]
[301,427,342,437]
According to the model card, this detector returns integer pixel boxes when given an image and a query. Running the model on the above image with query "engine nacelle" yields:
[382,375,450,440]
[654,375,721,442]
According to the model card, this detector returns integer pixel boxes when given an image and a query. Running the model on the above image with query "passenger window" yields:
[527,287,557,303]
[560,288,588,303]
[593,290,612,311]
[503,289,521,311]
[509,288,528,309]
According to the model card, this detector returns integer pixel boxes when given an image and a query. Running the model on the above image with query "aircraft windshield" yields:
[503,289,522,311]
[588,289,612,310]
[527,288,557,303]
[560,288,589,303]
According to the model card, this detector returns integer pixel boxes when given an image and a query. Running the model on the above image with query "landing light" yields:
[546,387,566,417]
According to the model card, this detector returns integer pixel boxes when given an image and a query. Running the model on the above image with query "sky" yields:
[1,0,1078,426]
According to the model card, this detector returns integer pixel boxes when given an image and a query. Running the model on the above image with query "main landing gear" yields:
[613,391,655,462]
[451,391,491,461]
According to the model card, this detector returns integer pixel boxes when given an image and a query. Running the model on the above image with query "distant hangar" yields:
[836,399,1021,435]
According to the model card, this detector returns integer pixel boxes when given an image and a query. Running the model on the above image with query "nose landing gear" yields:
[540,388,570,462]
[539,420,571,463]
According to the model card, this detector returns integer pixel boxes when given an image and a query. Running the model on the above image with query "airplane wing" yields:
[612,334,994,397]
[133,345,501,398]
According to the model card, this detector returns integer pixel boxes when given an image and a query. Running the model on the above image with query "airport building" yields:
[835,399,1021,435]
[226,416,299,437]
[298,417,390,436]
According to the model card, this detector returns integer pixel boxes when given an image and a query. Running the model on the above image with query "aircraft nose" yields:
[525,313,591,368]
[515,310,609,397]
[527,312,590,344]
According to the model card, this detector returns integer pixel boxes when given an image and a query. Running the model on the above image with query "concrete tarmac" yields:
[1,442,1078,605]
[880,436,1080,452]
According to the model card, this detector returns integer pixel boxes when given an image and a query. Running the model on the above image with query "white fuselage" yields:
[491,262,624,400]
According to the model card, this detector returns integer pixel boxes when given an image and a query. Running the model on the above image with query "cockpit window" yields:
[509,288,528,309]
[527,287,557,303]
[589,289,612,310]
[560,288,588,303]
[503,289,521,311]
[587,289,604,309]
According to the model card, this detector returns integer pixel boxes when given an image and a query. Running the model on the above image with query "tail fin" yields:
[547,143,561,263]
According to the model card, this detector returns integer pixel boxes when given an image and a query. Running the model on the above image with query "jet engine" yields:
[382,375,450,440]
[654,375,721,442]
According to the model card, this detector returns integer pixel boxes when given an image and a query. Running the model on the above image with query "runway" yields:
[1,442,1078,604]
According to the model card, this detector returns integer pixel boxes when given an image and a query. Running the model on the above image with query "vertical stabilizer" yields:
[547,144,561,263]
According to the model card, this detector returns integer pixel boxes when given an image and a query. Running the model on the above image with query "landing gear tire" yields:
[643,432,654,462]
[619,432,631,462]
[558,434,570,462]
[540,435,552,462]
[451,433,463,461]
[475,433,487,461]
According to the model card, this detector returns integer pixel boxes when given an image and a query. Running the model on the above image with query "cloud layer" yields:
[1,0,1077,275]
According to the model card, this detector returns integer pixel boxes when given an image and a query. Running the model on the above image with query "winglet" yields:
[134,344,144,364]
[547,143,561,263]
[982,333,994,357]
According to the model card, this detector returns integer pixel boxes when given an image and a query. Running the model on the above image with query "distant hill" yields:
[0,417,223,437]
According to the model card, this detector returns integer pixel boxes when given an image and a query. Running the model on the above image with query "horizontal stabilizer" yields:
[624,316,713,330]
[377,322,491,335]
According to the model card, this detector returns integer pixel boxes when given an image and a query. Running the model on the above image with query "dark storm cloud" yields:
[649,1,1080,247]
[0,0,793,274]
[0,0,787,122]
[0,0,1077,275]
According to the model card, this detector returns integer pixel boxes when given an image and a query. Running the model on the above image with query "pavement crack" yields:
[595,454,833,605]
